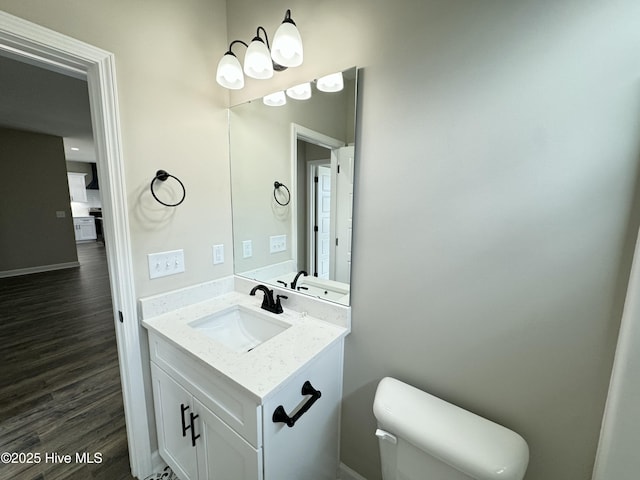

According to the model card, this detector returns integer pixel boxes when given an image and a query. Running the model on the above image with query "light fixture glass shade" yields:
[244,38,274,79]
[216,53,244,89]
[263,91,287,107]
[286,82,312,100]
[271,22,303,68]
[317,72,344,92]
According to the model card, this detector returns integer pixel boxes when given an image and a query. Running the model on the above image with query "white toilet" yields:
[373,377,529,480]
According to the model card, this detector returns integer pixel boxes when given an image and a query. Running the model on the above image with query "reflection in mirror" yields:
[229,67,357,305]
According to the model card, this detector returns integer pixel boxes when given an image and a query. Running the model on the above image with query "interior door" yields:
[316,166,332,279]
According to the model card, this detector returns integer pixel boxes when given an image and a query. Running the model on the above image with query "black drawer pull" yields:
[189,412,200,447]
[180,404,189,437]
[272,381,321,428]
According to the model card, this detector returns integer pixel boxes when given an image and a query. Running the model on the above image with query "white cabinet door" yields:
[151,364,198,480]
[67,173,87,202]
[194,398,263,480]
[262,340,343,480]
[73,221,82,241]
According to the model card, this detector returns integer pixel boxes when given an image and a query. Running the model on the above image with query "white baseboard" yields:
[144,456,365,480]
[140,451,177,480]
[339,462,369,480]
[0,261,79,279]
[149,450,164,474]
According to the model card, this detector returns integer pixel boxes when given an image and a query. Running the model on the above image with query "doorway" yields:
[0,11,152,478]
[292,124,352,283]
[0,243,132,479]
[0,55,129,477]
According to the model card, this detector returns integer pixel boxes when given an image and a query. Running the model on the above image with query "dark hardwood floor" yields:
[0,242,135,480]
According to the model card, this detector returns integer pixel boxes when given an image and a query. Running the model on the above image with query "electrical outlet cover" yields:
[242,240,252,258]
[213,244,224,265]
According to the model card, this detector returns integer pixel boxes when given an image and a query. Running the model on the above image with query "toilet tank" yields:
[373,377,529,480]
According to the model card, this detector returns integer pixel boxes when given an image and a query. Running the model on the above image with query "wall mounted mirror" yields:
[229,67,357,305]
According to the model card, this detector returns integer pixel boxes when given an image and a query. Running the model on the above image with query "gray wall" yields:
[227,1,640,479]
[0,127,77,273]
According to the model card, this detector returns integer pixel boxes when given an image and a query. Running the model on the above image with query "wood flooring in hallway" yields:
[0,242,135,480]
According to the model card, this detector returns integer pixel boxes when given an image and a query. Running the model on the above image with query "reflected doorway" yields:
[293,125,354,284]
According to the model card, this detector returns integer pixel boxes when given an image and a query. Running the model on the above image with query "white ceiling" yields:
[0,54,95,162]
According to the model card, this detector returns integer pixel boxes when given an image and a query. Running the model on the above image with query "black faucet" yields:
[250,284,288,314]
[290,270,308,290]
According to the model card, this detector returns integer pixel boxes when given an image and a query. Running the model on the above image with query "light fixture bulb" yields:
[244,38,274,79]
[286,82,312,100]
[317,72,344,92]
[271,11,303,68]
[216,52,244,89]
[263,91,287,107]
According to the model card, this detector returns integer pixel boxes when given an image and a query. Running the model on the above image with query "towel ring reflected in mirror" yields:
[273,181,290,206]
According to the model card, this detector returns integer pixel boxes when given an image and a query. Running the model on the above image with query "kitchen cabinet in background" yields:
[73,216,96,242]
[67,172,87,202]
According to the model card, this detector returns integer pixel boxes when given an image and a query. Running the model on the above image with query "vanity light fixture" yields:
[316,72,344,92]
[263,91,287,107]
[286,82,312,100]
[244,27,274,79]
[216,9,303,90]
[216,40,247,90]
[271,10,304,68]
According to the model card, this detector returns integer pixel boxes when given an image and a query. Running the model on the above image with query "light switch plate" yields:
[212,244,224,265]
[270,234,286,254]
[147,249,185,279]
[242,240,252,258]
[56,211,66,218]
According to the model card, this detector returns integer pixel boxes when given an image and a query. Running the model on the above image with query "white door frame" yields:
[0,11,152,478]
[592,227,640,479]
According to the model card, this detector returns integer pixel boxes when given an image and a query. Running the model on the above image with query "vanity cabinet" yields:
[151,364,261,480]
[149,332,344,480]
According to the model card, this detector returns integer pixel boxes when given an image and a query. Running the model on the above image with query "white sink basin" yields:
[188,304,290,353]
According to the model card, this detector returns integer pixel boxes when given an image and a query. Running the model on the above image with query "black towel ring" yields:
[150,170,186,207]
[273,181,291,206]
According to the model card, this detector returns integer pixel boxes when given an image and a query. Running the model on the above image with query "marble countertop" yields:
[142,291,348,400]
